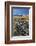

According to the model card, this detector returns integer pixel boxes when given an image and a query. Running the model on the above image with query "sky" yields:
[11,7,30,16]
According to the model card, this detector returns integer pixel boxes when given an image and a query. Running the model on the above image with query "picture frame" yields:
[5,1,35,44]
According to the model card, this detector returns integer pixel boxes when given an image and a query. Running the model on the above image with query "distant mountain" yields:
[14,15,28,16]
[14,15,22,16]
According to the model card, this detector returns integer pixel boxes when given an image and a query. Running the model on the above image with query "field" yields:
[13,15,29,36]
